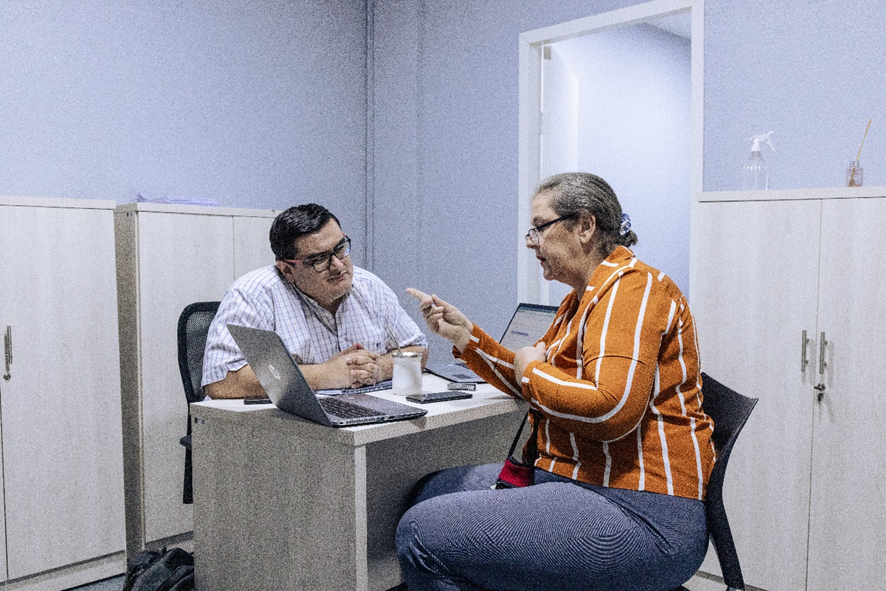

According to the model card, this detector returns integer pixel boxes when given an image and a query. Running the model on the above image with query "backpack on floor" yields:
[123,546,195,591]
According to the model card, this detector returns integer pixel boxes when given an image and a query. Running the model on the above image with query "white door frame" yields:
[517,0,704,304]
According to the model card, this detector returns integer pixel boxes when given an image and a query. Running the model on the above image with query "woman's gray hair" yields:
[535,172,638,257]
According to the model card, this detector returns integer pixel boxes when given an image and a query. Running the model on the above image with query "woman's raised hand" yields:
[406,288,474,352]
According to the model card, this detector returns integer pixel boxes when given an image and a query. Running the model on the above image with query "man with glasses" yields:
[202,203,428,399]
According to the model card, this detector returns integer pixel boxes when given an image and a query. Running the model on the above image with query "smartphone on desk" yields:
[406,391,473,404]
[244,397,273,405]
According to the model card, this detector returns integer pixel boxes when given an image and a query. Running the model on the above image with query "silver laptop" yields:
[425,302,559,383]
[228,324,427,427]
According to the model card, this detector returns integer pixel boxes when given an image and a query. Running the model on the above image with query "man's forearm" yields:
[298,363,352,391]
[203,365,267,399]
[214,346,432,394]
[303,346,429,389]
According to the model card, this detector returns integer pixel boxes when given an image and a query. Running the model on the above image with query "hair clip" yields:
[619,213,632,237]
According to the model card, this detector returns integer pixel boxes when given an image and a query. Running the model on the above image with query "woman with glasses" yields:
[399,172,714,591]
[202,203,428,399]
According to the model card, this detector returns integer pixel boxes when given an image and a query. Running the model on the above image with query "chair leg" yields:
[183,448,193,504]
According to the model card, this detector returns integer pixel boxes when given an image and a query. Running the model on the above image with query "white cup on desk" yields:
[392,351,422,396]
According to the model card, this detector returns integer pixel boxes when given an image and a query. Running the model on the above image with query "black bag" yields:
[123,546,195,591]
[494,411,539,489]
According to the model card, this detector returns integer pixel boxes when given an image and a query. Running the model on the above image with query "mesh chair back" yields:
[177,301,221,404]
[177,301,220,504]
[700,372,758,591]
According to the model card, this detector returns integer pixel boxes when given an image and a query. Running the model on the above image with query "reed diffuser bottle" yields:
[847,119,871,187]
[846,160,863,187]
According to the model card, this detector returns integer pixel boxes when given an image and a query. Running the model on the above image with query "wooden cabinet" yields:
[692,189,886,590]
[0,421,4,582]
[0,197,125,587]
[805,197,886,589]
[115,203,277,554]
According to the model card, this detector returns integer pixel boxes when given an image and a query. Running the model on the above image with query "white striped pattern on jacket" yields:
[460,247,715,500]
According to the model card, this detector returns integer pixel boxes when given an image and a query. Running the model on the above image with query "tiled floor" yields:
[66,571,730,590]
[684,573,729,591]
[65,574,124,591]
[68,575,736,591]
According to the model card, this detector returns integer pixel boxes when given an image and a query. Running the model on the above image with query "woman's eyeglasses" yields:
[525,214,576,245]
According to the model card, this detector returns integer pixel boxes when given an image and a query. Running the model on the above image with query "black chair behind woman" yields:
[672,373,757,591]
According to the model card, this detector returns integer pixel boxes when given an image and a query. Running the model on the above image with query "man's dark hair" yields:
[269,204,341,260]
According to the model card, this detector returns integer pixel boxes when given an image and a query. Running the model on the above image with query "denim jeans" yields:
[395,463,707,591]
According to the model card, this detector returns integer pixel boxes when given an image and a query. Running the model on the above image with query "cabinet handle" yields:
[814,382,826,402]
[801,330,810,372]
[3,325,11,380]
[818,331,827,376]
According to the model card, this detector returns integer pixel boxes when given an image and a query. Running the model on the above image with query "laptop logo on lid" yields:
[268,364,281,381]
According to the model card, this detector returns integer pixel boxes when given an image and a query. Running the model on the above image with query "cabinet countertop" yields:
[699,186,886,202]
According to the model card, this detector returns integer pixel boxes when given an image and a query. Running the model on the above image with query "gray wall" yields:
[0,0,369,262]
[371,0,886,361]
[371,0,634,360]
[704,0,886,190]
[4,0,885,361]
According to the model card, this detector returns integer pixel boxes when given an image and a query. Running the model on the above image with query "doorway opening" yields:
[517,0,702,305]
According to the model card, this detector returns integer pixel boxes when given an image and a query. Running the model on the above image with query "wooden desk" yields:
[190,375,525,591]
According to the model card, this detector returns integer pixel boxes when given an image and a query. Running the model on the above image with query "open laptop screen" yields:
[499,303,559,350]
[424,302,559,383]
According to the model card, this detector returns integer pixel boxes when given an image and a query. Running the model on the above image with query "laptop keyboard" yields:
[319,380,393,396]
[320,396,385,419]
[347,380,392,395]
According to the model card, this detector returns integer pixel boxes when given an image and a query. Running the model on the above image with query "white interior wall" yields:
[538,46,579,306]
[541,48,580,178]
[546,24,691,298]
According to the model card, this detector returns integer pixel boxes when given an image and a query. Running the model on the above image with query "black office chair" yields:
[177,301,221,504]
[672,372,758,591]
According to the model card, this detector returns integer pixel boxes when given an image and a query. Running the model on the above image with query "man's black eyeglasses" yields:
[525,214,576,245]
[284,236,351,273]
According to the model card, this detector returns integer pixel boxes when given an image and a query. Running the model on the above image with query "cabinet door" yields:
[233,215,275,277]
[137,212,235,544]
[806,197,886,589]
[693,199,820,590]
[0,205,125,578]
[0,417,5,582]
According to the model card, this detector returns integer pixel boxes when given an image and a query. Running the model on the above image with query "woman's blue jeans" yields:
[395,463,708,591]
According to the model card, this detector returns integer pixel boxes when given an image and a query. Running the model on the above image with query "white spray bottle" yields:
[742,131,776,190]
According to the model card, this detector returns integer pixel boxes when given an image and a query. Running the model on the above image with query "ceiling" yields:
[649,12,691,39]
